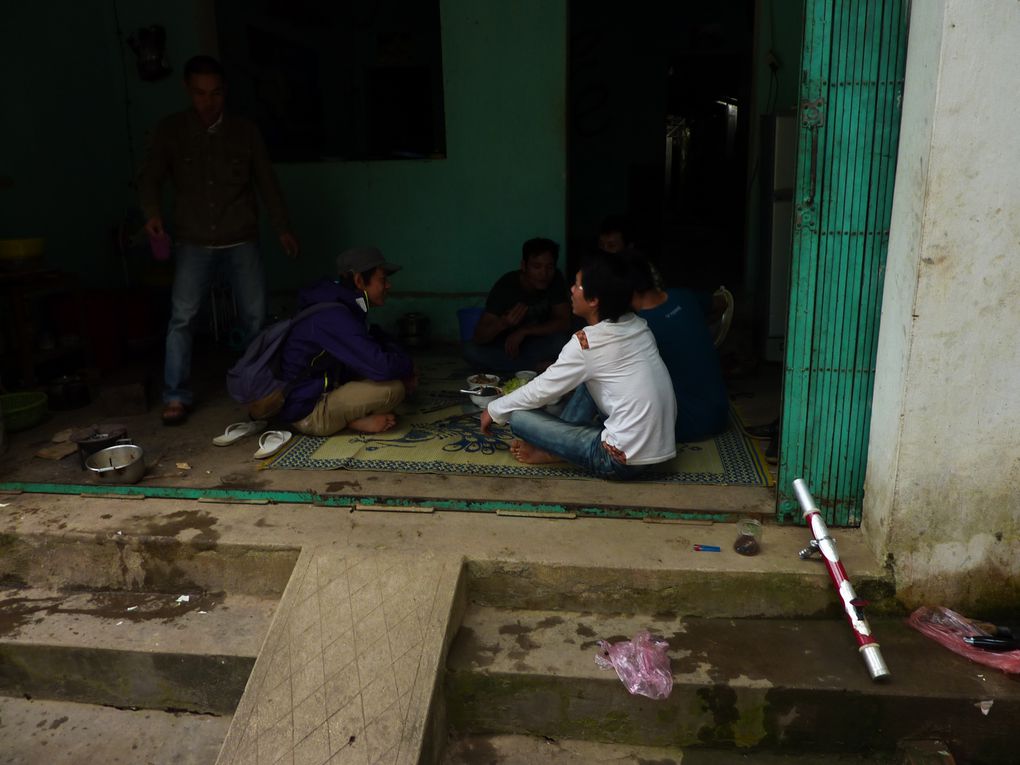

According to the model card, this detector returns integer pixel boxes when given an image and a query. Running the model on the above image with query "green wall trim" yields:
[0,482,728,522]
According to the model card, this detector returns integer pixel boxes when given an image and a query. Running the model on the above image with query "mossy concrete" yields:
[0,491,923,764]
[419,563,470,765]
[446,664,1016,763]
[0,643,252,715]
[446,671,768,750]
[0,696,230,765]
[442,733,902,764]
[0,531,299,597]
[465,560,901,618]
[444,604,1020,763]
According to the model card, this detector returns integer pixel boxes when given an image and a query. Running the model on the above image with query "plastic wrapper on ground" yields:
[594,630,673,700]
[907,606,1020,673]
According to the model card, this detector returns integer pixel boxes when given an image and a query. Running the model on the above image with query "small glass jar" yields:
[733,518,763,556]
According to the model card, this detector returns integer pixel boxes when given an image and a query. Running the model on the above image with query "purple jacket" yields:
[278,279,414,422]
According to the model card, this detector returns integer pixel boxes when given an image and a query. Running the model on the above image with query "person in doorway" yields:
[480,251,676,480]
[462,238,571,374]
[278,247,416,436]
[597,214,635,254]
[139,54,299,425]
[598,215,666,290]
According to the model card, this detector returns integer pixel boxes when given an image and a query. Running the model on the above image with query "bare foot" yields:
[348,413,397,433]
[509,438,562,465]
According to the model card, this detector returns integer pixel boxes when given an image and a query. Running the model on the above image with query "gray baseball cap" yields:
[336,246,402,275]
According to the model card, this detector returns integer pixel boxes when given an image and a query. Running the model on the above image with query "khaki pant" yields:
[292,380,405,436]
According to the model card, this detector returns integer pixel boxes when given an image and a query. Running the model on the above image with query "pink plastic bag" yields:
[907,606,1020,673]
[594,630,673,699]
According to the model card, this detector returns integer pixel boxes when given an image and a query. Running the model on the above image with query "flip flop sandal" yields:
[253,430,293,460]
[212,420,268,446]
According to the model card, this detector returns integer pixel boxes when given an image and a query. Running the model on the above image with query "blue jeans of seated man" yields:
[560,383,605,426]
[462,332,571,375]
[164,242,266,405]
[506,407,647,480]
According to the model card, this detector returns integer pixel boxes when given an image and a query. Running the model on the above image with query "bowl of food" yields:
[468,385,502,409]
[514,370,537,382]
[467,373,500,388]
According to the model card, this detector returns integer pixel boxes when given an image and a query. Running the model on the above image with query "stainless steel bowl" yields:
[85,443,146,484]
[468,386,502,409]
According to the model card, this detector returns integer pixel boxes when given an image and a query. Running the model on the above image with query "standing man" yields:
[463,237,571,374]
[480,251,676,480]
[140,55,299,425]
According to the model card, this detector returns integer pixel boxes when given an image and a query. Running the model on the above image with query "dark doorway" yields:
[567,1,754,291]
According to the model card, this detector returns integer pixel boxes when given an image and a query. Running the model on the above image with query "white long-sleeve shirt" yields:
[487,313,677,466]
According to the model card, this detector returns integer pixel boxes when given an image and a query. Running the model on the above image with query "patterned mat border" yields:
[266,410,773,486]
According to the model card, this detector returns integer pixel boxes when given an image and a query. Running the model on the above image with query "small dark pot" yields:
[398,312,431,348]
[71,424,128,470]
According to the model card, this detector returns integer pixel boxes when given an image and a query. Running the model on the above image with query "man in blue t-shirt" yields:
[562,252,729,443]
[462,238,571,373]
[629,253,729,442]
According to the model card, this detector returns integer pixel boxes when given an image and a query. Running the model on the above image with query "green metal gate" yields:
[777,0,910,525]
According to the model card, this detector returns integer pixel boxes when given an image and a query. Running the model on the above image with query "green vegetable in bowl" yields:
[502,377,527,394]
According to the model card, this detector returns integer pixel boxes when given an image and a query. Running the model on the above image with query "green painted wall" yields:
[272,0,567,339]
[0,3,135,284]
[2,1,567,342]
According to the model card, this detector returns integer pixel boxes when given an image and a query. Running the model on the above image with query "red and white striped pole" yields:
[793,478,891,681]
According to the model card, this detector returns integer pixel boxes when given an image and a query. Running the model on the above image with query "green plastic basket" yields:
[0,391,48,432]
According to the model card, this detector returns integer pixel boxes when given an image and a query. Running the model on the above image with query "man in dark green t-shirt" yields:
[463,238,571,373]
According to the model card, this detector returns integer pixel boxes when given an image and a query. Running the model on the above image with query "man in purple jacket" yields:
[278,247,416,435]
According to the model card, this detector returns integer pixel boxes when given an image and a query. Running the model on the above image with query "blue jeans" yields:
[560,383,603,426]
[462,332,570,374]
[507,402,647,481]
[164,242,266,404]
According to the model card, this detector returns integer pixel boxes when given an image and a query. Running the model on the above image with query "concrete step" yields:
[443,734,901,764]
[0,585,277,714]
[445,605,1018,764]
[462,554,899,619]
[0,695,229,765]
[0,531,299,599]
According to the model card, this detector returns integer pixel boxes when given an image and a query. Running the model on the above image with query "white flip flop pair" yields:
[212,421,292,459]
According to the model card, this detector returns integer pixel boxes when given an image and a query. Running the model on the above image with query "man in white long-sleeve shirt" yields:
[480,251,677,480]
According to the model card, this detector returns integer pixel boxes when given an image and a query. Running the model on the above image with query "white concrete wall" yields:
[865,0,1020,612]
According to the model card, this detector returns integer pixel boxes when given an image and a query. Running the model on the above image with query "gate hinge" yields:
[801,98,825,128]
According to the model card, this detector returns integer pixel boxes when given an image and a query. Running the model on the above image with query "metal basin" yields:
[84,443,146,484]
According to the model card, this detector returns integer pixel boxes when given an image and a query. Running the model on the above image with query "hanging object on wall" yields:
[127,25,172,82]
